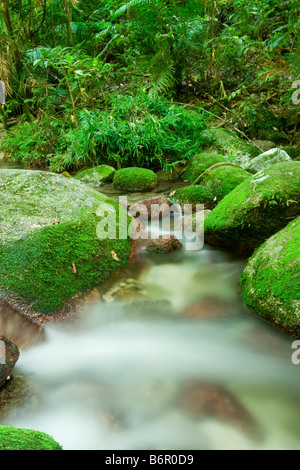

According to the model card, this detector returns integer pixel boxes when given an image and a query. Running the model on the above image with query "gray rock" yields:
[245,148,292,174]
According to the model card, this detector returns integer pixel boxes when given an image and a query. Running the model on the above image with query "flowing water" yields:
[1,196,300,450]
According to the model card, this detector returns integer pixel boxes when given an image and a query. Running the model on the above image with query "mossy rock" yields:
[0,170,133,316]
[0,425,63,450]
[240,217,300,338]
[204,161,300,256]
[156,168,180,182]
[182,152,227,183]
[174,185,215,210]
[113,167,157,192]
[74,165,116,187]
[176,164,250,209]
[200,128,260,167]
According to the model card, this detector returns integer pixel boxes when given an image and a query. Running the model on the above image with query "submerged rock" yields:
[147,234,183,253]
[245,148,292,174]
[204,161,300,255]
[240,217,300,338]
[0,335,19,390]
[0,170,133,318]
[74,164,116,187]
[113,167,157,192]
[0,425,63,450]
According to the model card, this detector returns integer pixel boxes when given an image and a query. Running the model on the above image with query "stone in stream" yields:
[113,167,157,192]
[204,161,300,256]
[240,217,300,338]
[0,170,133,319]
[0,335,20,390]
[179,297,240,321]
[147,234,183,254]
[179,380,259,437]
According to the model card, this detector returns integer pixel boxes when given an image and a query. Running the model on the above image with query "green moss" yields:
[175,185,215,209]
[0,425,63,450]
[240,218,300,337]
[0,204,132,314]
[113,167,157,192]
[204,161,300,255]
[182,152,226,182]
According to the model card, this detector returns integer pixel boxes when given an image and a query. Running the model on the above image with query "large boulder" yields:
[74,164,116,188]
[245,148,292,174]
[0,425,63,450]
[113,167,157,192]
[0,335,19,389]
[200,127,260,167]
[204,161,300,255]
[0,170,133,318]
[240,218,300,338]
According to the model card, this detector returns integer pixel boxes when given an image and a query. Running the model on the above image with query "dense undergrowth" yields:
[0,0,299,171]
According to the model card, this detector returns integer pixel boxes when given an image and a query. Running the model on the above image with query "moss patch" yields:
[0,425,63,450]
[240,217,300,337]
[182,152,226,183]
[204,161,300,255]
[113,167,157,192]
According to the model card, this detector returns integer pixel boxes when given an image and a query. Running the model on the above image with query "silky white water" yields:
[2,214,300,450]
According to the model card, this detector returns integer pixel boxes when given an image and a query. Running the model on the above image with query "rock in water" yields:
[74,165,116,188]
[0,170,133,318]
[147,234,183,253]
[240,217,300,338]
[113,167,157,192]
[204,161,300,256]
[0,335,19,389]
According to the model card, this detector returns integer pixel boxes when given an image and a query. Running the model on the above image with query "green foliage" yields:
[0,425,63,451]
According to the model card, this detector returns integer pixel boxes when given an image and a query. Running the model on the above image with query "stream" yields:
[0,162,300,450]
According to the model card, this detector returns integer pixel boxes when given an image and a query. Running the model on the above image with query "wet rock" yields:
[102,278,149,303]
[240,217,300,338]
[147,234,183,253]
[179,298,239,320]
[179,380,258,436]
[0,301,45,350]
[0,335,20,390]
[204,161,300,256]
[0,375,35,420]
[182,209,211,234]
[245,148,292,174]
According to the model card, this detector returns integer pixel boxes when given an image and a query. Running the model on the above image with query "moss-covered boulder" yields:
[200,127,260,167]
[74,164,116,187]
[245,148,291,174]
[0,425,63,450]
[0,336,19,389]
[156,168,180,182]
[113,167,157,192]
[204,161,300,255]
[175,164,250,210]
[0,170,133,317]
[182,152,227,183]
[240,218,300,338]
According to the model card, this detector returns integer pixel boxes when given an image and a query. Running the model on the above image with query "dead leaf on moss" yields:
[111,251,120,262]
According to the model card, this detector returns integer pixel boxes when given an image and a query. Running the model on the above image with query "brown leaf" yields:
[72,262,77,274]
